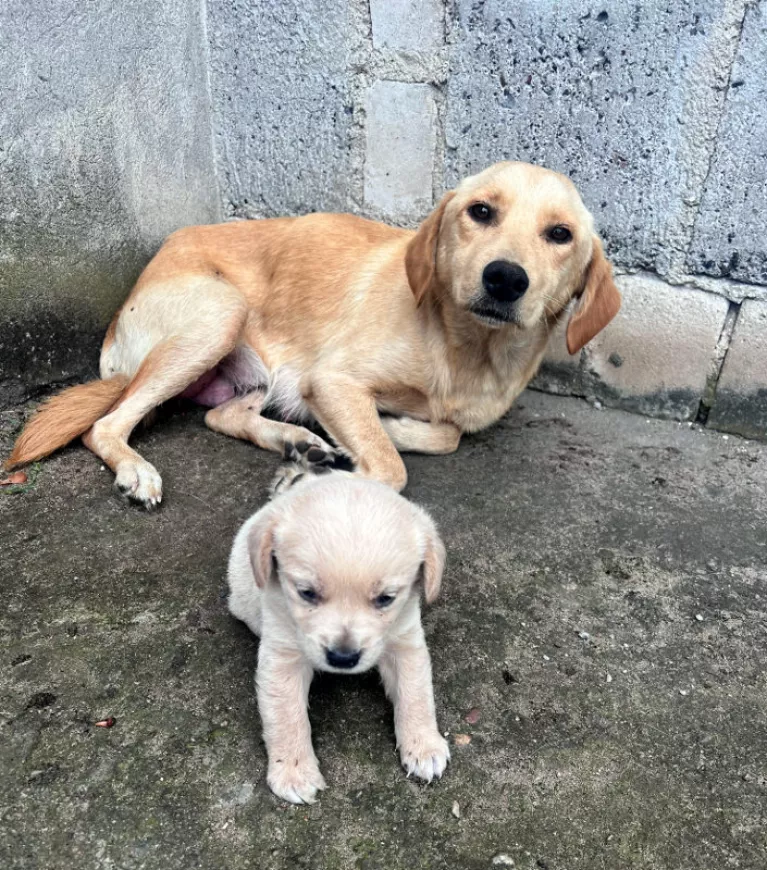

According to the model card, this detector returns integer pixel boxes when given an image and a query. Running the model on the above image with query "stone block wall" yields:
[0,0,220,406]
[2,0,766,438]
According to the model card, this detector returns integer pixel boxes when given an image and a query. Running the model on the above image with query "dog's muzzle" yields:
[325,646,362,670]
[482,260,529,302]
[469,260,529,326]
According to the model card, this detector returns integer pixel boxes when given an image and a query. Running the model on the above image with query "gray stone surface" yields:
[0,0,220,406]
[533,275,732,421]
[2,391,766,869]
[207,0,367,219]
[529,313,583,397]
[370,0,444,51]
[364,81,438,219]
[444,0,747,277]
[688,2,767,285]
[709,299,767,438]
[582,275,731,420]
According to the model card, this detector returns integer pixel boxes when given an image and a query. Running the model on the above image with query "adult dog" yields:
[7,161,621,507]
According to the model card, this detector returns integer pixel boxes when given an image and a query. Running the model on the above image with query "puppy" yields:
[228,470,449,803]
[8,161,621,505]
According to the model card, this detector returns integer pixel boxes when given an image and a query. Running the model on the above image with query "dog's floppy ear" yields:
[405,192,455,306]
[414,510,446,604]
[566,236,622,355]
[246,510,279,589]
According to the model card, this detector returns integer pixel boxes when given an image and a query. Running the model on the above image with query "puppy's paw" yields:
[114,459,163,510]
[267,757,327,804]
[399,731,450,783]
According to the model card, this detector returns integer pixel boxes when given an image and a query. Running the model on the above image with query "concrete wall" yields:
[207,0,367,218]
[2,0,766,438]
[0,0,220,405]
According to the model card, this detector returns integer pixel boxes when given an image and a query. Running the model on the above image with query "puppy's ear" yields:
[566,236,622,354]
[405,192,455,306]
[415,511,446,604]
[246,511,279,589]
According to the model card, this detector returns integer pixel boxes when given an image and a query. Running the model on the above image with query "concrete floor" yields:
[1,391,765,870]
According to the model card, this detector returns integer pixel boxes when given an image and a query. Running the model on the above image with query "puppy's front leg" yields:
[379,626,450,782]
[257,643,325,804]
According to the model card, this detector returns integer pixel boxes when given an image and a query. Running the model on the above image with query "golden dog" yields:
[8,161,620,506]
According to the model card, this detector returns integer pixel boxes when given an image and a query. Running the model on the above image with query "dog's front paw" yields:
[267,757,327,804]
[399,731,450,783]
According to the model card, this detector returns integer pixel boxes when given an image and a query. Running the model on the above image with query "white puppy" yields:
[227,471,449,804]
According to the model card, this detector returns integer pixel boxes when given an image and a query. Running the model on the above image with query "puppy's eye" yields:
[374,593,396,609]
[468,202,494,224]
[546,225,572,244]
[297,587,320,604]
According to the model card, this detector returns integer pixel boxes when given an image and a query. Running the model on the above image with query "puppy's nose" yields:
[325,647,361,669]
[482,260,529,303]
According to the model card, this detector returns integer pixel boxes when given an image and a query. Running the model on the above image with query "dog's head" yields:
[245,475,445,674]
[405,161,621,353]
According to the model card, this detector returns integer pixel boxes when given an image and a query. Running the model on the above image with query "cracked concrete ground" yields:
[1,391,765,870]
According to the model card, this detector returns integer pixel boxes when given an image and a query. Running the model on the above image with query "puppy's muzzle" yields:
[325,647,362,670]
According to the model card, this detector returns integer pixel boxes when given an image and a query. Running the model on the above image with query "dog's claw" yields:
[267,760,326,804]
[399,733,450,783]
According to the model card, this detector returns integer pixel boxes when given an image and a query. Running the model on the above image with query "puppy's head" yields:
[247,475,445,674]
[405,161,621,353]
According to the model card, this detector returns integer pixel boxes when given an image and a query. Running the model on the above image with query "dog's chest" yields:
[436,344,541,432]
[441,378,521,432]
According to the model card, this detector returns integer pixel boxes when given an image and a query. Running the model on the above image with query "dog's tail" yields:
[4,376,130,469]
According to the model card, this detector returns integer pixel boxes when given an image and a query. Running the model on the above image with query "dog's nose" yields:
[325,647,361,669]
[482,260,529,303]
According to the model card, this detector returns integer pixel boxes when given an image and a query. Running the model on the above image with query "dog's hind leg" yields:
[204,391,336,457]
[84,284,248,508]
[380,417,461,454]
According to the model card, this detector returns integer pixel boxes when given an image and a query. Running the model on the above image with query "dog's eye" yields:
[374,593,396,609]
[468,202,494,224]
[297,587,319,604]
[546,225,572,244]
